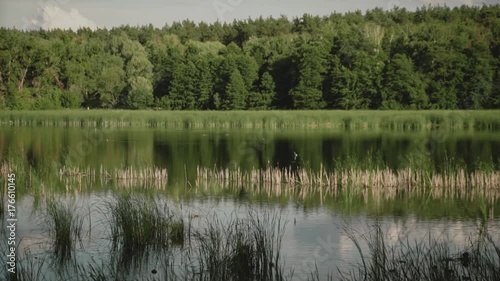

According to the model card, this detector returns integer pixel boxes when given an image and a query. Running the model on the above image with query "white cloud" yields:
[24,5,98,30]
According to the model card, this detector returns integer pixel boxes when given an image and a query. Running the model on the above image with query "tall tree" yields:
[248,71,275,109]
[222,69,247,110]
[289,40,329,109]
[382,53,428,109]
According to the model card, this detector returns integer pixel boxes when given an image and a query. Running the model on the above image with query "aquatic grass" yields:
[339,223,500,281]
[0,247,50,281]
[9,258,48,281]
[193,210,287,281]
[106,193,185,269]
[169,218,185,246]
[1,110,499,130]
[86,263,111,281]
[78,256,122,281]
[45,199,84,264]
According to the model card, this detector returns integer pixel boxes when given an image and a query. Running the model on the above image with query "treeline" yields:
[0,5,499,110]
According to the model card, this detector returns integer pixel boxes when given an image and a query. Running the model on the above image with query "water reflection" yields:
[1,127,499,180]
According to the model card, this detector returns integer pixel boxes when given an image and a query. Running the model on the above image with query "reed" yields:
[106,194,184,262]
[59,165,168,190]
[45,199,84,263]
[1,110,499,130]
[4,153,500,201]
[196,165,500,196]
[340,224,500,281]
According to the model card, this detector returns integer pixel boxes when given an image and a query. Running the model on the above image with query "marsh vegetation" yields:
[45,200,84,263]
[340,224,500,281]
[0,110,499,129]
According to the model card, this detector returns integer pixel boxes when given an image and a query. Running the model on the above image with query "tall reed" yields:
[196,165,500,196]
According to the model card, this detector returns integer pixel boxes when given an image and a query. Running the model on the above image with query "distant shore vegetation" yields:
[1,110,499,129]
[0,5,499,110]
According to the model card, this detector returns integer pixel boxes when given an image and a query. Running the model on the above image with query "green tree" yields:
[289,40,329,109]
[1,5,500,110]
[167,61,197,109]
[330,51,384,109]
[115,35,154,109]
[248,71,275,109]
[222,70,247,110]
[126,76,153,109]
[96,57,126,108]
[382,54,428,109]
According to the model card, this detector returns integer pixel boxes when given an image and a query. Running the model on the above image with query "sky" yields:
[0,0,495,30]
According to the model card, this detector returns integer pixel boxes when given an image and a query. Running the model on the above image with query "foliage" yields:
[1,5,500,110]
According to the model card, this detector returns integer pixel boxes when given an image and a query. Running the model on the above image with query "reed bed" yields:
[0,110,499,130]
[4,155,500,201]
[43,162,500,199]
[196,166,500,198]
[59,165,168,190]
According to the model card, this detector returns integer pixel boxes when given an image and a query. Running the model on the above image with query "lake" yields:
[1,122,500,280]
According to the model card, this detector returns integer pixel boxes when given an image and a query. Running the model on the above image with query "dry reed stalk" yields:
[195,165,500,195]
[58,165,168,190]
[0,162,11,174]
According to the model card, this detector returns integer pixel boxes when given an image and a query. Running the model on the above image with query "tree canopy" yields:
[1,5,499,110]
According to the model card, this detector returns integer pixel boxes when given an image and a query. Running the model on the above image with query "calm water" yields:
[1,127,499,175]
[1,127,500,280]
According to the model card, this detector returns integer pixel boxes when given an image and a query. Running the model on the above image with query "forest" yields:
[0,5,499,110]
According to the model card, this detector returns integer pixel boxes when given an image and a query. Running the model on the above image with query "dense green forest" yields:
[0,5,500,110]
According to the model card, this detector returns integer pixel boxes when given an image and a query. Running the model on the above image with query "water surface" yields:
[1,126,499,280]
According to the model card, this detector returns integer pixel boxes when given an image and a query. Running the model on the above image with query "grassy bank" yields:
[0,110,499,129]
